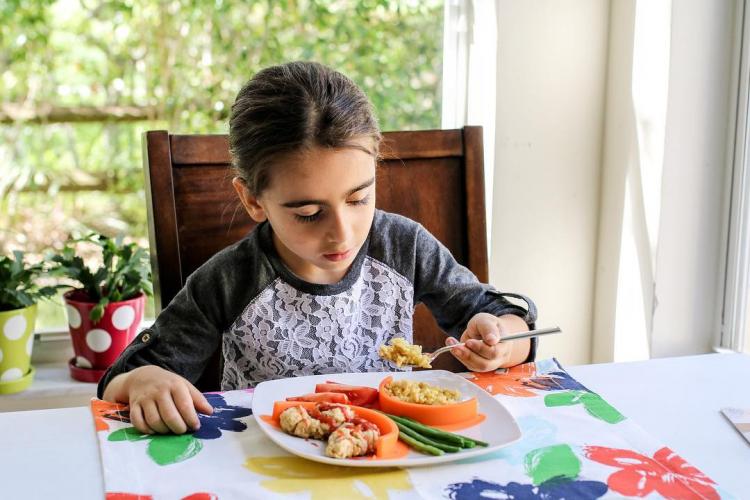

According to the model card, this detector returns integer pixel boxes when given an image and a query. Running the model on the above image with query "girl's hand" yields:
[446,313,531,371]
[105,365,214,435]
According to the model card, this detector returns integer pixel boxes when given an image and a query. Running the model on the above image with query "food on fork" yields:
[378,337,432,368]
[384,379,460,405]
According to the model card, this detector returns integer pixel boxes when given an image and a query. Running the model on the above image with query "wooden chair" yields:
[143,126,488,390]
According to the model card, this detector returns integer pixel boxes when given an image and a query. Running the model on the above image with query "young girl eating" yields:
[99,61,537,435]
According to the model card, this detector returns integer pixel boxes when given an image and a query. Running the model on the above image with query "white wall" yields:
[490,0,610,365]
[490,0,735,365]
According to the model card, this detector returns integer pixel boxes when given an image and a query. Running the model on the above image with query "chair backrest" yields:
[143,126,488,389]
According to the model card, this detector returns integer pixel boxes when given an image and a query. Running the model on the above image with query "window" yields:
[0,0,445,331]
[721,0,750,354]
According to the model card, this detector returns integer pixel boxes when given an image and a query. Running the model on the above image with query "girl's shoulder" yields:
[368,210,440,280]
[187,223,274,285]
[372,209,424,238]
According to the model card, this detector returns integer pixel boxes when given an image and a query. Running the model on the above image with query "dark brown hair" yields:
[229,61,381,195]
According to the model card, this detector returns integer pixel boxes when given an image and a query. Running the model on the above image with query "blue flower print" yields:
[192,393,253,440]
[445,477,608,500]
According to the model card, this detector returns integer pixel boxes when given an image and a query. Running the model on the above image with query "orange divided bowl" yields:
[378,376,481,429]
[271,400,400,459]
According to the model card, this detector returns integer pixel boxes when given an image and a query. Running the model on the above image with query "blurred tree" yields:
[0,0,444,327]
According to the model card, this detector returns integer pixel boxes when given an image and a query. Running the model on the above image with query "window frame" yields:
[720,0,750,353]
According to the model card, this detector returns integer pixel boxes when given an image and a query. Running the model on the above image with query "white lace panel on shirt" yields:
[221,257,414,390]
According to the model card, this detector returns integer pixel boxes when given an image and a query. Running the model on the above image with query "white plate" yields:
[252,370,522,467]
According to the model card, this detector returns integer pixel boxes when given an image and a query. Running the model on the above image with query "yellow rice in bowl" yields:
[384,379,461,405]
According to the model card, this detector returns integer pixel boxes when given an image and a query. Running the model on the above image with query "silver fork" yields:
[426,326,562,363]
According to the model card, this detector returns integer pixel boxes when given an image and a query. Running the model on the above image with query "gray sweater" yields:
[97,210,537,396]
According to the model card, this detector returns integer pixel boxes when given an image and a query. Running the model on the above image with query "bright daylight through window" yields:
[0,0,445,332]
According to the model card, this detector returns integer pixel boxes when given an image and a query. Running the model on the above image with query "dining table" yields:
[1,352,748,499]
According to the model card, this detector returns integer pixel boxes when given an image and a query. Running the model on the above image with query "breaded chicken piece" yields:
[325,418,380,459]
[279,405,330,439]
[279,403,356,440]
[313,403,356,429]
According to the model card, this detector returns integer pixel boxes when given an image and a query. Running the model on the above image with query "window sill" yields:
[0,362,97,412]
[0,319,155,412]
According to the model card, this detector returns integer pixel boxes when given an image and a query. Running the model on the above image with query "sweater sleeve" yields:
[412,225,539,363]
[96,264,227,398]
[96,234,273,398]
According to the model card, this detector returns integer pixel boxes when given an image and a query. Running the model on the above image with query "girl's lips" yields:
[323,249,352,262]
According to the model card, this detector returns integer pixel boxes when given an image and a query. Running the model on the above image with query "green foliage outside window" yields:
[0,0,444,328]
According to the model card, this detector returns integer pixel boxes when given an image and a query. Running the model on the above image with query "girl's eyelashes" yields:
[292,195,370,223]
[294,211,322,223]
[349,195,371,206]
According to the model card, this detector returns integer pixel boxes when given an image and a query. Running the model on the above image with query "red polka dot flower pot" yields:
[48,233,152,383]
[64,290,145,382]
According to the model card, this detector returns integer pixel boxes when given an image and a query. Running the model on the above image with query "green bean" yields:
[400,416,489,447]
[388,414,489,448]
[385,413,466,446]
[394,421,461,453]
[397,432,444,456]
[458,436,488,447]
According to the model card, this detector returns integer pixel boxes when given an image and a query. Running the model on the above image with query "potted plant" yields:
[48,233,152,382]
[0,251,58,393]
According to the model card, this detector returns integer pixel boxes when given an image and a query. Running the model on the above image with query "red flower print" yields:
[182,493,218,500]
[106,493,152,500]
[584,446,718,499]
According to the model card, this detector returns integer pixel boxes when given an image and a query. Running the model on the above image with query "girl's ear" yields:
[232,177,267,223]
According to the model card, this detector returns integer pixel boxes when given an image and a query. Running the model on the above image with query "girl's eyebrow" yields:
[281,177,375,208]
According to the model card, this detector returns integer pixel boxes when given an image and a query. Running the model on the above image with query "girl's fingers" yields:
[141,400,170,434]
[172,385,202,431]
[156,393,188,435]
[129,403,152,435]
[451,344,492,371]
[464,313,501,345]
[188,383,214,416]
[464,338,498,359]
[452,340,513,371]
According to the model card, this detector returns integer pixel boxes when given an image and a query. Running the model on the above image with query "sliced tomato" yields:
[315,382,379,407]
[286,392,350,404]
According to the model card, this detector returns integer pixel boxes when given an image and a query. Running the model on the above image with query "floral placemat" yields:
[92,359,731,499]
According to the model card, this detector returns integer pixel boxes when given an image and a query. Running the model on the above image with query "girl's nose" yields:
[327,210,351,244]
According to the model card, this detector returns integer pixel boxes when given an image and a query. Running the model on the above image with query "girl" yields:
[99,61,537,435]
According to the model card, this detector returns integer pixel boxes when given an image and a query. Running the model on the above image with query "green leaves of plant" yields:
[47,232,152,321]
[0,251,60,311]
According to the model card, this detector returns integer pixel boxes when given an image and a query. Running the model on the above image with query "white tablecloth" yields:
[1,353,747,498]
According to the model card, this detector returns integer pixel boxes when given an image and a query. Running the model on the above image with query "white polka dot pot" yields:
[63,290,145,382]
[0,303,37,394]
